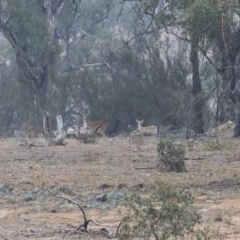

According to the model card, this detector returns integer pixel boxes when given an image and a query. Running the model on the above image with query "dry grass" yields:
[0,135,240,239]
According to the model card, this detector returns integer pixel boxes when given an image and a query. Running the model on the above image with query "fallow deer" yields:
[136,119,158,135]
[82,113,107,137]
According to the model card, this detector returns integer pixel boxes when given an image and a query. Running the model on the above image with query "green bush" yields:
[157,139,186,172]
[118,182,225,240]
[78,132,97,143]
[20,113,36,138]
[130,131,144,150]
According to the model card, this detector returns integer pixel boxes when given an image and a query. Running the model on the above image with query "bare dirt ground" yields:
[0,130,240,239]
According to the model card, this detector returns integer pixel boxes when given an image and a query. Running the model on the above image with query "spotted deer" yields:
[136,119,158,135]
[82,113,107,137]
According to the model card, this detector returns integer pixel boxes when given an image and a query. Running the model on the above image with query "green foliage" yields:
[78,132,97,144]
[158,125,173,139]
[157,138,186,172]
[140,0,160,12]
[156,0,239,46]
[0,0,217,136]
[7,1,62,77]
[130,131,144,150]
[118,182,225,240]
[20,113,36,138]
[0,1,64,131]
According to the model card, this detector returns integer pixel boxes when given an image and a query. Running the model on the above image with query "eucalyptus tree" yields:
[0,38,19,134]
[117,0,205,134]
[0,0,64,125]
[54,0,131,126]
[0,0,121,128]
[156,0,207,134]
[159,0,240,136]
[212,0,240,137]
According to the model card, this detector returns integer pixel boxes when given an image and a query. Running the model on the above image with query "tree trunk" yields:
[216,70,235,124]
[211,43,235,124]
[219,3,240,137]
[234,102,240,137]
[232,80,240,137]
[190,40,204,134]
[0,1,66,129]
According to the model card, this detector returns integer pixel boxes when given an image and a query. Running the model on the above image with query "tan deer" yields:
[82,113,107,137]
[136,119,158,135]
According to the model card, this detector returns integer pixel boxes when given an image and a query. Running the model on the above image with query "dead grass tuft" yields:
[201,138,238,151]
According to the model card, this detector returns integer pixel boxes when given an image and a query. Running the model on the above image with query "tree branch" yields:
[232,80,240,94]
[166,28,222,73]
[94,3,119,25]
[71,28,101,41]
[46,189,98,232]
[82,62,116,76]
[104,28,159,56]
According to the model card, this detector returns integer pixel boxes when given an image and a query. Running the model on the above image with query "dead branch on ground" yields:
[135,167,156,170]
[184,157,209,161]
[45,190,114,238]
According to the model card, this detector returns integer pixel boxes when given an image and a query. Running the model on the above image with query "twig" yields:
[135,167,156,170]
[232,80,240,94]
[13,158,28,161]
[103,28,159,56]
[116,220,123,237]
[46,189,97,232]
[67,230,85,236]
[81,62,116,76]
[44,189,118,238]
[184,157,209,161]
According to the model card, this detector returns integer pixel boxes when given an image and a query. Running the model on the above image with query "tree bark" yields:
[234,99,240,137]
[211,43,235,124]
[190,40,204,134]
[220,3,240,136]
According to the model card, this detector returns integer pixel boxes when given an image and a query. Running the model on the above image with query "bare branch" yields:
[82,62,116,76]
[166,28,222,73]
[46,189,98,232]
[232,80,240,94]
[117,0,125,21]
[116,220,123,236]
[45,189,113,238]
[199,46,222,73]
[94,3,119,25]
[104,28,159,56]
[71,28,101,41]
[52,0,65,17]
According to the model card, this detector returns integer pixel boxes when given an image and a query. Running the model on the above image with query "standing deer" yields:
[136,119,158,135]
[82,113,107,137]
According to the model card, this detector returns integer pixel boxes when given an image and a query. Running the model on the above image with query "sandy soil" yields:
[0,133,240,239]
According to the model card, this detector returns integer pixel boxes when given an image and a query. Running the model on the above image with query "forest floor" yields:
[0,125,240,239]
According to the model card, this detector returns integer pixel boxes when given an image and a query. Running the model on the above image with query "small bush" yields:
[130,131,144,150]
[157,138,186,172]
[21,113,36,138]
[158,125,173,139]
[118,182,225,240]
[78,132,97,143]
[202,138,235,151]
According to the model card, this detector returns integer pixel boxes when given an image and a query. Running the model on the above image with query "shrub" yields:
[202,138,235,151]
[78,132,97,143]
[21,113,36,138]
[130,131,144,150]
[118,182,225,240]
[157,138,186,172]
